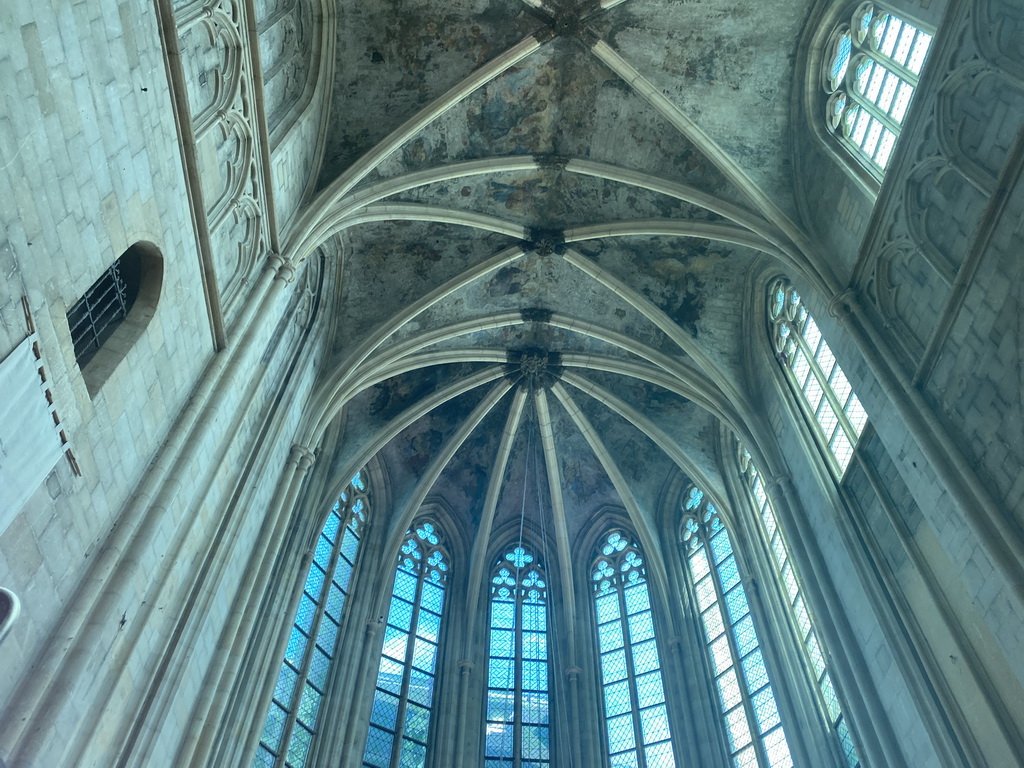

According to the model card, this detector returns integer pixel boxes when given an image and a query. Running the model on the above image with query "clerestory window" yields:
[822,3,933,174]
[592,531,676,768]
[485,544,552,768]
[254,472,369,768]
[768,279,868,475]
[736,446,861,767]
[682,487,793,768]
[362,521,449,768]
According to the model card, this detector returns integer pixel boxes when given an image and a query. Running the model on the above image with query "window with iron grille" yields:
[67,252,142,367]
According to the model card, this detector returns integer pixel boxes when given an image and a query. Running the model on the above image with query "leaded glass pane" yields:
[287,723,312,767]
[382,627,409,663]
[363,727,393,768]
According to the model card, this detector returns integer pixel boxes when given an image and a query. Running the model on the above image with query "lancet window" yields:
[822,3,932,173]
[362,522,449,768]
[769,279,868,475]
[592,531,676,768]
[736,448,861,767]
[485,544,551,768]
[682,487,792,768]
[254,472,369,768]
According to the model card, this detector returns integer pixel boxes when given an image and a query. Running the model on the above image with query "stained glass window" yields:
[769,279,868,475]
[592,531,676,768]
[363,522,449,768]
[485,545,551,768]
[254,472,369,768]
[682,487,793,768]
[737,447,862,767]
[822,3,932,173]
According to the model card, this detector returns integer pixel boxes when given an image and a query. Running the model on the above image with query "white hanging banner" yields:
[0,334,65,532]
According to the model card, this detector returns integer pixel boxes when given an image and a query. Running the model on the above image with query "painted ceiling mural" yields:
[291,0,821,555]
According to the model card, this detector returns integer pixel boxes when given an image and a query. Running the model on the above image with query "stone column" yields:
[564,666,583,768]
[453,659,475,767]
[339,619,384,768]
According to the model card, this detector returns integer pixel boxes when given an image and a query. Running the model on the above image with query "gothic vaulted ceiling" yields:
[297,0,819,555]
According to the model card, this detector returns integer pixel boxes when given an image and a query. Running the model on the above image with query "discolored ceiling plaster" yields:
[307,0,816,550]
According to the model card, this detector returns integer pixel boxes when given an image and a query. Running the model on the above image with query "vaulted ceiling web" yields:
[296,0,817,552]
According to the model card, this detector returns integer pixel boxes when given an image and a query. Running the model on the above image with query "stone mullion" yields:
[513,585,524,768]
[389,565,427,766]
[616,569,648,768]
[701,524,770,768]
[274,503,350,767]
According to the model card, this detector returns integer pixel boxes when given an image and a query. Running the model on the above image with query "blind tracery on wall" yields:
[254,471,369,768]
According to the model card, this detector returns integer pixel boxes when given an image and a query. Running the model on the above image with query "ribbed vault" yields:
[289,0,821,560]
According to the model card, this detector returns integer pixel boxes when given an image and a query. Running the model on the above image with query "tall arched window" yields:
[737,447,861,767]
[485,544,551,768]
[254,472,369,768]
[592,531,676,768]
[363,521,449,768]
[682,487,793,768]
[822,3,933,173]
[769,279,868,475]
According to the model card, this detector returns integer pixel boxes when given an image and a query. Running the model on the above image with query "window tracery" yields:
[254,471,369,768]
[769,280,868,475]
[736,447,861,767]
[592,531,676,768]
[822,3,933,173]
[682,487,792,768]
[485,544,551,768]
[363,521,449,768]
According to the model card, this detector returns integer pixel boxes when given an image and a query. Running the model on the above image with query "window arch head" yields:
[485,544,551,768]
[681,486,794,768]
[591,531,676,768]
[821,3,933,175]
[363,520,450,768]
[768,279,868,475]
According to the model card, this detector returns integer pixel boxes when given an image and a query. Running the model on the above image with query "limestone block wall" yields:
[0,0,213,713]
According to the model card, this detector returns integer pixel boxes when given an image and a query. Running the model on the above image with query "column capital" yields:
[458,659,475,673]
[564,666,582,681]
[827,288,857,323]
[289,443,316,470]
[765,472,791,492]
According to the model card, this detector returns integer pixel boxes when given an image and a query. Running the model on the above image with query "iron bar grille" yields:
[67,259,137,367]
